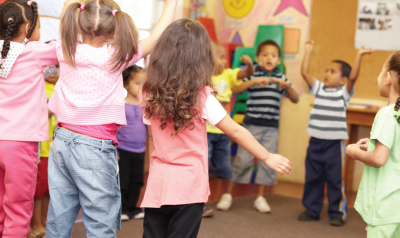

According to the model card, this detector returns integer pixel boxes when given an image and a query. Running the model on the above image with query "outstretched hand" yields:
[240,55,253,66]
[262,153,292,175]
[358,46,374,56]
[305,40,314,52]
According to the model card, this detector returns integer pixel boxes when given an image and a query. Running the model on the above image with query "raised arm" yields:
[236,55,255,79]
[301,40,314,88]
[346,141,389,167]
[347,46,373,93]
[216,115,292,175]
[140,0,178,57]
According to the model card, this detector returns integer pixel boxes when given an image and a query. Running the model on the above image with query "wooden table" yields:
[343,107,379,192]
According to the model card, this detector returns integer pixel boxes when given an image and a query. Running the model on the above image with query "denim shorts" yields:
[46,128,121,238]
[207,133,232,179]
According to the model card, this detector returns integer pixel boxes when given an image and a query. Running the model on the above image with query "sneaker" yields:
[121,214,130,221]
[254,196,271,213]
[298,211,319,221]
[330,217,345,226]
[202,207,214,218]
[133,212,145,220]
[216,193,233,211]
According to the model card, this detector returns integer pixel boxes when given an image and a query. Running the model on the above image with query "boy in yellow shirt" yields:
[204,42,267,217]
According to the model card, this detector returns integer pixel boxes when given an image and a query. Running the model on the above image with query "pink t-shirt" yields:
[48,40,143,126]
[140,87,227,208]
[59,123,119,145]
[0,41,58,142]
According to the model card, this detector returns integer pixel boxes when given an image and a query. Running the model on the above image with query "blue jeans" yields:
[207,133,231,179]
[46,128,121,238]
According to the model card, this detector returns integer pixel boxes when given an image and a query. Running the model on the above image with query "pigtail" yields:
[395,97,400,112]
[110,9,139,72]
[60,2,81,68]
[0,19,16,69]
[25,1,38,39]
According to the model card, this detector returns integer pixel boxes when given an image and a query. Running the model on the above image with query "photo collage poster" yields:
[355,0,400,50]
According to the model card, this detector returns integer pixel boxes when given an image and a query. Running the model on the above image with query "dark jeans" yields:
[143,203,204,238]
[207,133,232,179]
[117,148,145,214]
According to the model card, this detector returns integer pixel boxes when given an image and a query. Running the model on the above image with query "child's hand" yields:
[305,40,314,52]
[164,0,178,6]
[263,153,292,175]
[254,77,271,86]
[270,78,291,90]
[240,55,253,66]
[356,138,370,151]
[358,46,374,56]
[346,144,360,159]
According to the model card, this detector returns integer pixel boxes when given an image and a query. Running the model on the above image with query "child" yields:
[0,0,58,237]
[29,65,60,238]
[203,42,258,217]
[298,40,372,226]
[346,52,400,237]
[117,65,146,221]
[217,40,299,213]
[45,0,177,237]
[140,19,292,238]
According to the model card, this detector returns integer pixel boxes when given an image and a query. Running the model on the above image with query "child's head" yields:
[256,40,281,73]
[61,0,139,72]
[142,19,214,135]
[0,0,40,68]
[212,42,227,75]
[324,60,351,88]
[123,65,144,99]
[378,51,400,101]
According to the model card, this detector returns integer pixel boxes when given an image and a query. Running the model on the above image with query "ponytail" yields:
[25,1,38,39]
[60,2,81,68]
[0,19,16,69]
[110,10,139,72]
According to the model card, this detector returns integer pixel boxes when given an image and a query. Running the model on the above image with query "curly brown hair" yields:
[142,19,215,135]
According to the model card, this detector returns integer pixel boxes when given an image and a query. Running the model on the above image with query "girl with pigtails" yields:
[45,0,177,237]
[0,0,58,237]
[346,52,400,237]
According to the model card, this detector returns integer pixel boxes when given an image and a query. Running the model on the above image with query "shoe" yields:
[216,193,232,211]
[121,214,130,221]
[253,196,271,213]
[298,211,319,221]
[133,212,145,220]
[330,217,345,226]
[202,207,214,218]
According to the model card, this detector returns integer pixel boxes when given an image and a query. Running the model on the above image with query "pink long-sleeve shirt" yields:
[0,41,58,142]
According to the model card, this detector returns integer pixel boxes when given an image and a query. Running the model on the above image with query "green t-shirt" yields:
[355,104,400,226]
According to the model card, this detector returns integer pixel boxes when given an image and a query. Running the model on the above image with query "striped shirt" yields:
[307,79,355,140]
[242,66,292,128]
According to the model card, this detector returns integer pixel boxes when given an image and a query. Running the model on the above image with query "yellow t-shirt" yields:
[40,81,57,157]
[207,68,241,134]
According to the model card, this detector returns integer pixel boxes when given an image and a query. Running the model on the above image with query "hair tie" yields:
[8,18,13,22]
[0,59,5,65]
[27,1,31,6]
[23,38,29,45]
[112,9,118,16]
[79,3,85,11]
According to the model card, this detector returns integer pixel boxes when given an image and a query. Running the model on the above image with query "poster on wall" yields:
[355,0,400,51]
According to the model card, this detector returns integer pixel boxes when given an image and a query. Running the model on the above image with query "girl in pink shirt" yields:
[0,1,58,237]
[45,0,177,237]
[140,19,293,238]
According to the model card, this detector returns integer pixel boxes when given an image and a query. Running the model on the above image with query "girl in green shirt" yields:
[346,51,400,237]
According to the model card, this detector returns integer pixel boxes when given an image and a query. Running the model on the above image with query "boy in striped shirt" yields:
[298,40,372,226]
[217,40,299,213]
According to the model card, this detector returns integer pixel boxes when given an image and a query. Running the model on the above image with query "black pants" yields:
[118,148,145,214]
[143,203,204,238]
[302,137,347,220]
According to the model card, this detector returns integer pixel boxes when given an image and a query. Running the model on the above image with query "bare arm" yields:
[236,55,254,80]
[346,141,389,167]
[215,115,292,175]
[140,0,178,57]
[347,46,373,93]
[147,125,155,156]
[231,77,270,95]
[301,40,314,88]
[270,79,299,103]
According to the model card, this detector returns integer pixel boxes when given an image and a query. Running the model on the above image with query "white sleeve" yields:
[202,94,227,126]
